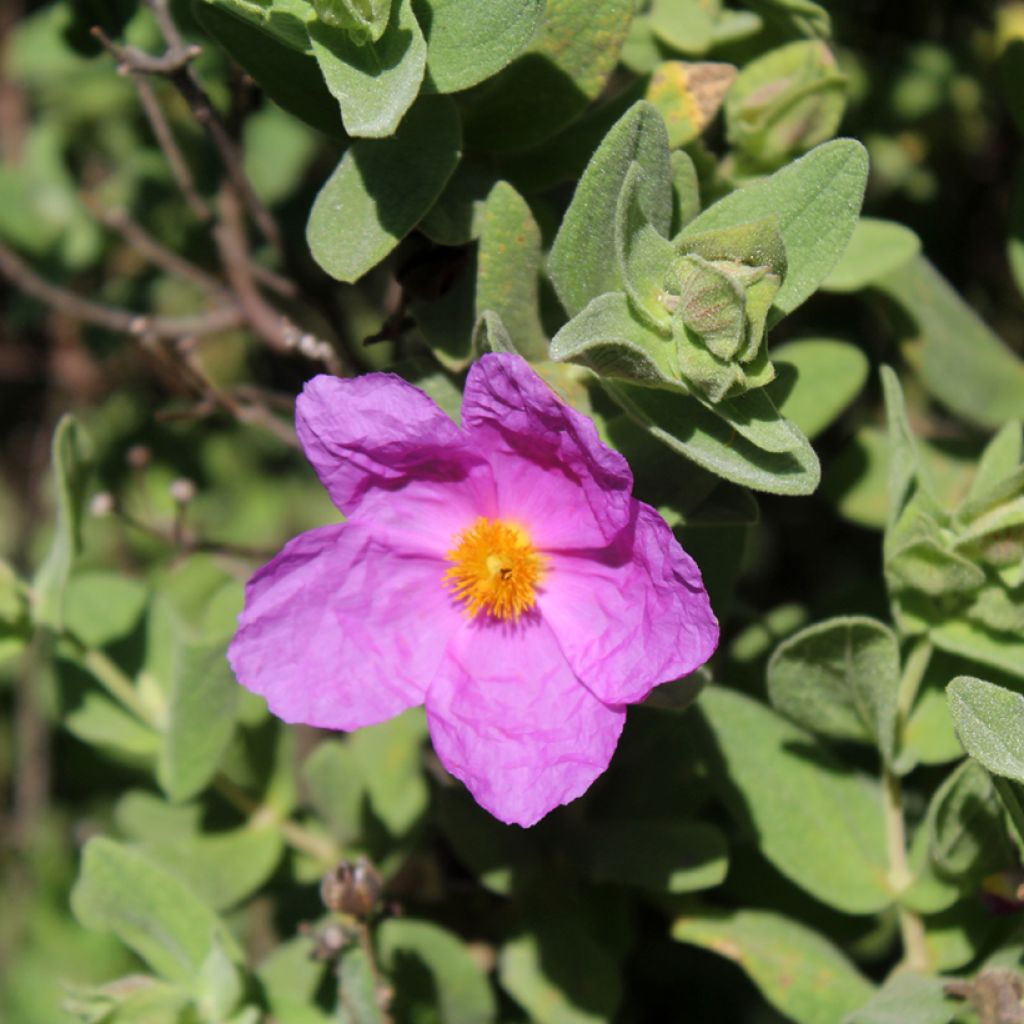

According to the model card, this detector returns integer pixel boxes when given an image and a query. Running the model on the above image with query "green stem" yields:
[993,777,1024,851]
[895,637,933,747]
[70,636,161,728]
[68,631,341,868]
[882,636,934,972]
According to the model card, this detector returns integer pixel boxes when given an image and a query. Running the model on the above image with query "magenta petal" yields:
[228,523,460,730]
[296,373,493,549]
[540,501,719,705]
[461,354,633,548]
[425,619,626,827]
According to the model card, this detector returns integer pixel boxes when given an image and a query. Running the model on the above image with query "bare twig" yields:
[89,24,200,75]
[214,187,342,372]
[88,201,229,298]
[0,240,242,339]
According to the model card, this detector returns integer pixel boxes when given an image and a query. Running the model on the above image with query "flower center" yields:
[444,517,545,621]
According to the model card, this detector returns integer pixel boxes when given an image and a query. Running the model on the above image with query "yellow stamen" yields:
[444,517,545,621]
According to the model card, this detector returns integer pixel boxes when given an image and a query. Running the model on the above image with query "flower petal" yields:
[228,523,459,730]
[540,501,719,704]
[462,354,633,549]
[425,618,626,827]
[296,373,493,551]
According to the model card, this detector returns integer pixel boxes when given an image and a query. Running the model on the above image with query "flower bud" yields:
[169,478,196,505]
[126,444,151,470]
[320,857,382,919]
[89,492,115,518]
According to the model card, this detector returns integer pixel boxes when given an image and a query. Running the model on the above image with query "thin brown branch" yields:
[214,187,343,372]
[88,201,229,298]
[0,240,243,339]
[90,24,200,75]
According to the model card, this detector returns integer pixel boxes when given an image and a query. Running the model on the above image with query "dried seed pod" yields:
[320,857,382,919]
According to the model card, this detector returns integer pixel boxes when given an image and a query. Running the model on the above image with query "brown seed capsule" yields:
[126,444,151,470]
[320,857,382,919]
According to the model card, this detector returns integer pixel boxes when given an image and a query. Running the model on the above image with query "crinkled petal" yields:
[228,523,460,730]
[539,501,719,705]
[425,618,626,827]
[462,354,633,549]
[296,374,493,552]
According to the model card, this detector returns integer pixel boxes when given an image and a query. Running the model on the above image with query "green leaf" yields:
[33,415,92,630]
[65,693,161,761]
[842,972,955,1024]
[670,149,701,231]
[302,739,367,843]
[195,1,344,136]
[157,638,240,803]
[419,159,496,245]
[932,620,1024,682]
[744,0,831,40]
[549,101,671,318]
[115,791,284,911]
[258,937,331,1024]
[349,708,428,835]
[337,945,385,1024]
[822,218,921,292]
[769,337,868,440]
[604,381,821,495]
[671,909,873,1024]
[679,138,868,320]
[880,365,924,525]
[697,686,891,913]
[71,837,240,986]
[475,182,548,361]
[63,572,148,649]
[307,94,460,282]
[499,914,621,1024]
[462,0,633,153]
[309,0,427,138]
[766,616,900,760]
[649,0,712,55]
[378,919,497,1024]
[1008,159,1024,301]
[963,420,1023,507]
[725,40,846,169]
[924,758,1006,879]
[615,163,676,332]
[204,0,314,51]
[873,256,1024,430]
[550,292,678,386]
[196,936,244,1022]
[580,820,727,893]
[415,0,543,93]
[947,675,1024,783]
[313,0,390,41]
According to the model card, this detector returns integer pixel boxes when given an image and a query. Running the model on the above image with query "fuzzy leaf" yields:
[605,381,821,495]
[767,616,900,760]
[933,621,1024,682]
[378,919,497,1024]
[822,217,921,292]
[33,415,91,630]
[415,0,544,94]
[309,0,426,138]
[672,910,874,1024]
[679,138,868,319]
[769,337,868,439]
[697,686,891,913]
[461,0,633,152]
[549,101,672,317]
[874,257,1024,430]
[842,973,955,1024]
[645,60,736,148]
[475,182,547,360]
[71,838,241,986]
[307,95,460,281]
[947,676,1024,783]
[649,0,713,55]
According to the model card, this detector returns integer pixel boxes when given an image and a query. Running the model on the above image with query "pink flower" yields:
[228,354,718,827]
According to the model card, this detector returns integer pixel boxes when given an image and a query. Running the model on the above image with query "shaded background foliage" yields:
[2,0,1024,1022]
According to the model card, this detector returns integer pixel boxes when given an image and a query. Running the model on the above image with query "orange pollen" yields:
[444,517,545,621]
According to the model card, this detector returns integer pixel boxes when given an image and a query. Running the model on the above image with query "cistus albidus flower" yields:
[228,354,718,827]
